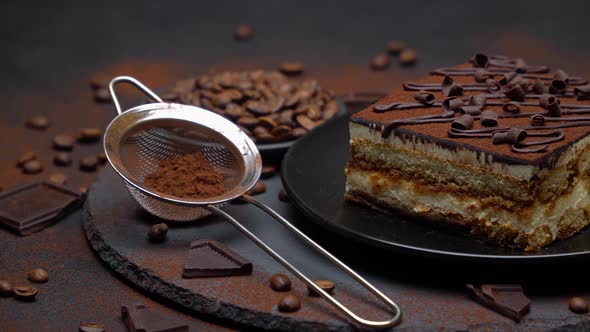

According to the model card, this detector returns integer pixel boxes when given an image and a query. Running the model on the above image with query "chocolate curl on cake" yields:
[442,76,464,97]
[469,52,489,68]
[550,69,569,94]
[459,105,482,116]
[574,84,590,100]
[502,84,526,102]
[451,114,474,130]
[539,94,561,117]
[513,78,531,92]
[502,101,521,114]
[531,114,545,126]
[532,79,546,94]
[485,79,501,93]
[468,94,487,106]
[474,69,493,83]
[499,72,517,86]
[492,127,527,145]
[442,97,465,112]
[481,110,498,127]
[414,90,435,105]
[514,58,527,73]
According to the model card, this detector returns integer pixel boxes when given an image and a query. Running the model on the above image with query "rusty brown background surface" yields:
[2,0,590,331]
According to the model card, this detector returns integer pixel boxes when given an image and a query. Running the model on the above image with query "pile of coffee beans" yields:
[267,272,336,313]
[370,40,417,70]
[161,70,339,144]
[0,268,49,302]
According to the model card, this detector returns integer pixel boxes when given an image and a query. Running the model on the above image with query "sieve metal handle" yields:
[207,196,402,329]
[109,76,164,115]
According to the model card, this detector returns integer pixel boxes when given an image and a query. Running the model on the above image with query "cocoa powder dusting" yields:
[144,153,225,199]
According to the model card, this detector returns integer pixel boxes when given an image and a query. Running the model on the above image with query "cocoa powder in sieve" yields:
[143,153,225,199]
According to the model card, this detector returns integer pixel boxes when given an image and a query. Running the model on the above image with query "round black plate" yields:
[281,114,590,263]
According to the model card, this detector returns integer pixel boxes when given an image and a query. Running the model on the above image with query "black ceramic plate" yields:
[281,114,590,263]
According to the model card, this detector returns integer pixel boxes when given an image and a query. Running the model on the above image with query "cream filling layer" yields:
[345,167,590,237]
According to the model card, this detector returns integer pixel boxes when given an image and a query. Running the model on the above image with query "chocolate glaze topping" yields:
[352,53,590,166]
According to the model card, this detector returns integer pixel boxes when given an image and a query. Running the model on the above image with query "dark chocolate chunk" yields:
[53,134,75,150]
[269,273,292,292]
[278,189,290,202]
[531,114,545,126]
[459,105,482,116]
[308,279,335,296]
[468,94,487,107]
[499,72,516,86]
[569,297,589,314]
[78,128,102,143]
[261,165,276,179]
[93,88,111,103]
[370,53,391,70]
[122,303,189,332]
[539,94,561,117]
[481,110,498,127]
[0,181,82,236]
[28,268,49,283]
[442,97,464,112]
[485,78,501,93]
[451,114,474,130]
[13,285,38,301]
[234,24,254,41]
[0,279,13,297]
[514,58,527,73]
[80,156,99,171]
[182,239,252,278]
[17,151,37,167]
[79,322,106,332]
[22,160,43,174]
[532,79,546,94]
[492,127,527,145]
[442,76,463,97]
[278,62,305,76]
[54,152,73,166]
[278,294,301,313]
[386,40,405,55]
[502,101,521,114]
[148,223,168,243]
[399,49,417,66]
[466,284,530,322]
[48,173,68,185]
[474,69,493,83]
[574,84,590,100]
[470,52,488,68]
[247,180,266,195]
[25,115,50,130]
[502,84,526,102]
[414,90,435,105]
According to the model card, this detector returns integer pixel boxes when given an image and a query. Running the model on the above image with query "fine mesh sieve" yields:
[104,76,401,328]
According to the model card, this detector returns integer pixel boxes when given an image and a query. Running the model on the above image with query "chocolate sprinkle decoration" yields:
[474,69,493,83]
[492,127,527,145]
[470,52,489,68]
[574,84,590,100]
[459,105,482,116]
[514,58,527,73]
[539,94,561,117]
[442,76,463,97]
[502,101,521,114]
[502,84,526,102]
[451,114,474,130]
[532,79,546,94]
[481,110,498,127]
[414,90,435,105]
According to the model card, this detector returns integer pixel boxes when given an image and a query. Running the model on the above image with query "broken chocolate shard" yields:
[0,181,82,236]
[442,76,463,97]
[466,284,531,322]
[470,52,489,68]
[122,303,190,332]
[574,84,590,100]
[182,239,252,278]
[414,90,435,105]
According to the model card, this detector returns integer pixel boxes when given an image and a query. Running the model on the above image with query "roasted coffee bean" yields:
[28,268,49,283]
[17,151,37,167]
[255,133,276,143]
[78,128,102,143]
[225,104,245,118]
[148,223,169,243]
[291,127,307,138]
[569,297,589,314]
[48,173,68,185]
[386,40,405,55]
[97,152,108,165]
[296,115,317,131]
[400,49,417,66]
[278,294,301,313]
[278,189,290,202]
[253,126,269,136]
[25,115,50,130]
[247,180,266,195]
[234,24,254,40]
[79,322,106,332]
[308,279,335,296]
[80,156,99,171]
[261,165,276,179]
[278,62,305,76]
[271,125,291,138]
[269,273,291,292]
[237,116,259,129]
[22,160,43,174]
[370,53,391,70]
[54,152,73,166]
[93,88,111,103]
[13,285,38,300]
[0,280,13,297]
[53,134,75,150]
[89,72,111,89]
[258,116,277,129]
[279,110,295,126]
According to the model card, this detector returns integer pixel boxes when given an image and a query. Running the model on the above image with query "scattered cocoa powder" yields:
[143,153,226,199]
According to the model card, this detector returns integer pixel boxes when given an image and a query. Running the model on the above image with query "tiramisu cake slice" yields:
[345,53,590,251]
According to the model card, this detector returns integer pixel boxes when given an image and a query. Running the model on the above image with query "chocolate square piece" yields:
[466,284,531,322]
[0,181,82,235]
[122,303,189,332]
[182,239,252,278]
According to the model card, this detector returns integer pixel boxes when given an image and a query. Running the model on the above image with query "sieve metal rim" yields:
[103,101,261,206]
